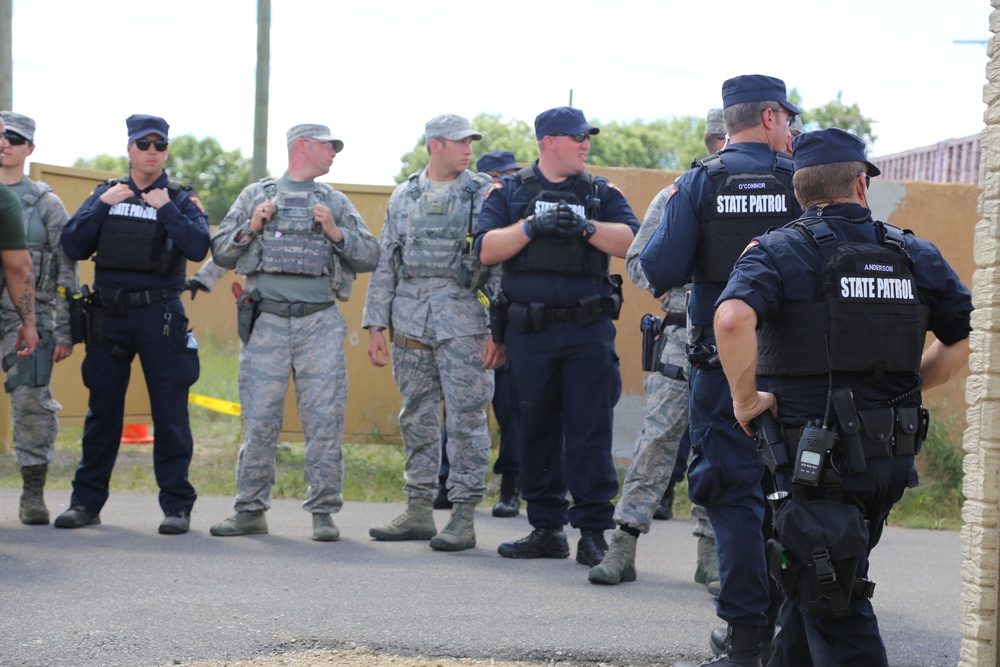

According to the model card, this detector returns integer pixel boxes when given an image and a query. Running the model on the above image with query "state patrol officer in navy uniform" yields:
[641,75,801,667]
[712,129,972,667]
[477,107,639,567]
[58,114,210,535]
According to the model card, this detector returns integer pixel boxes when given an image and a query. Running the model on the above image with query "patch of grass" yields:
[888,407,964,530]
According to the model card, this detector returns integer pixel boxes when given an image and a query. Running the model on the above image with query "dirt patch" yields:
[164,644,624,667]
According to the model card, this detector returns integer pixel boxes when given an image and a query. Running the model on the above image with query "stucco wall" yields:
[4,163,977,459]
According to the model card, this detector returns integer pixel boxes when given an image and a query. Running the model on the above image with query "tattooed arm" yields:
[1,248,38,356]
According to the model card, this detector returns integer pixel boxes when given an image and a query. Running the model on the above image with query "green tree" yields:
[395,113,536,183]
[391,93,876,177]
[72,154,128,174]
[589,117,706,170]
[804,91,877,148]
[73,135,254,224]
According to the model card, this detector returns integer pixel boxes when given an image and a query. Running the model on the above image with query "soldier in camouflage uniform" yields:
[363,114,502,553]
[0,111,78,526]
[209,124,379,541]
[586,185,695,584]
[590,109,731,590]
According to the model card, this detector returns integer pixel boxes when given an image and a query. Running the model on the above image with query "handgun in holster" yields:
[753,411,790,474]
[640,313,663,372]
[63,285,91,345]
[235,285,262,344]
[489,293,509,344]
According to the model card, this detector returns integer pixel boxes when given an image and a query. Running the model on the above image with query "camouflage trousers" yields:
[2,308,60,467]
[614,324,688,533]
[392,332,493,504]
[234,306,348,514]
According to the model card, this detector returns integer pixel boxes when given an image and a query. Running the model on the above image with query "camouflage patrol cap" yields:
[425,114,482,142]
[1,111,35,143]
[705,108,724,136]
[287,124,344,152]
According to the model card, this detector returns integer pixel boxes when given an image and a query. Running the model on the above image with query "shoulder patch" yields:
[485,181,503,199]
[738,239,760,259]
[665,185,679,202]
[188,194,206,214]
[607,182,623,193]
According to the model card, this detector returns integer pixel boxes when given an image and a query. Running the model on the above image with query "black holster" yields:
[489,293,509,344]
[640,313,663,372]
[66,285,91,345]
[237,289,262,344]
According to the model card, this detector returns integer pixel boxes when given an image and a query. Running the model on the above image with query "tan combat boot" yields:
[429,502,476,551]
[695,534,721,596]
[210,510,268,536]
[369,497,436,541]
[312,513,340,542]
[19,464,50,525]
[587,528,637,584]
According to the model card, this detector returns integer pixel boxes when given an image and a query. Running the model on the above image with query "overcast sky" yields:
[8,0,992,187]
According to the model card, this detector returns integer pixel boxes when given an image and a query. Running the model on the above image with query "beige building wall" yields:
[961,1,1000,664]
[1,163,978,458]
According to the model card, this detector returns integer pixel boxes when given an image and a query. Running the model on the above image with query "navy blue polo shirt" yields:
[475,163,639,306]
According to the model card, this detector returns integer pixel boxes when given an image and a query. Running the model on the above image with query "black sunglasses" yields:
[134,138,169,152]
[555,132,591,143]
[859,173,871,188]
[3,133,28,146]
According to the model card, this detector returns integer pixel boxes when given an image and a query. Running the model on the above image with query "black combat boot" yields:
[653,480,675,520]
[497,527,570,559]
[677,624,762,667]
[492,473,521,517]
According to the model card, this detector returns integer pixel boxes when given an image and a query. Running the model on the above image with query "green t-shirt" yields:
[0,183,27,250]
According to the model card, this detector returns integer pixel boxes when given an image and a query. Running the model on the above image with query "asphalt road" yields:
[0,489,960,667]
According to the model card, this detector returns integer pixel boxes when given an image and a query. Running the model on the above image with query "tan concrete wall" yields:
[960,2,1000,664]
[9,163,978,453]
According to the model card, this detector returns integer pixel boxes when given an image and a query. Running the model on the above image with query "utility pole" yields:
[568,89,573,107]
[252,0,271,181]
[0,0,12,111]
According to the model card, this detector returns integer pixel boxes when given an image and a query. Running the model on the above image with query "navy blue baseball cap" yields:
[721,75,801,115]
[534,107,599,140]
[477,151,520,173]
[792,128,881,177]
[126,114,169,141]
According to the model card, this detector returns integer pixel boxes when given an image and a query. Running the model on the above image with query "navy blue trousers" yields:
[505,318,620,531]
[71,299,199,514]
[688,362,771,627]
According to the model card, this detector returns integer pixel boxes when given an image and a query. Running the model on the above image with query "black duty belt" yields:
[542,296,620,323]
[97,289,181,310]
[124,289,180,307]
[257,300,334,318]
